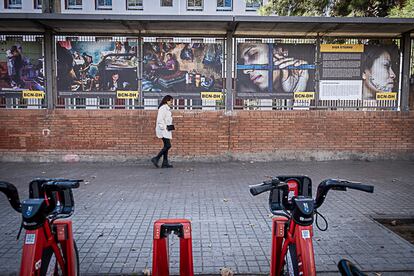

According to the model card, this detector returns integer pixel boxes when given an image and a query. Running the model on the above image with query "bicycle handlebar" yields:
[0,181,21,213]
[249,177,374,211]
[42,179,82,191]
[0,178,82,214]
[249,178,294,210]
[249,179,281,196]
[337,259,367,276]
[315,179,374,208]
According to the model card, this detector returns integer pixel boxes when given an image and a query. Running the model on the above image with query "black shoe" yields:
[151,157,159,168]
[161,164,173,168]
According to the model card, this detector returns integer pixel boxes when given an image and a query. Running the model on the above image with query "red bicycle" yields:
[249,176,373,276]
[0,178,82,276]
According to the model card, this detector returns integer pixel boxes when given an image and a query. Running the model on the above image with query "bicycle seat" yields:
[21,198,49,229]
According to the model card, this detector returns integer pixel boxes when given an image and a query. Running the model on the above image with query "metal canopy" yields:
[0,13,413,37]
[0,14,234,35]
[234,16,414,37]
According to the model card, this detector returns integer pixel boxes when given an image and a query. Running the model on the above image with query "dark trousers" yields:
[155,138,171,165]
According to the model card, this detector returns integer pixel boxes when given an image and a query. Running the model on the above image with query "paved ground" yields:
[0,160,413,275]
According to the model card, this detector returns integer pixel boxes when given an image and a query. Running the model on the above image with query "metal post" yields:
[315,34,321,108]
[138,33,143,109]
[44,30,55,109]
[225,31,233,112]
[401,32,411,112]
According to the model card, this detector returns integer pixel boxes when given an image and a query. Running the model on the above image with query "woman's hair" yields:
[362,44,399,71]
[158,95,173,109]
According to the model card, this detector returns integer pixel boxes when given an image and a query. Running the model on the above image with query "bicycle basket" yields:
[269,175,312,214]
[29,179,75,216]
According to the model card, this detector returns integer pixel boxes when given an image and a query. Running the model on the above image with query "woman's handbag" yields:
[167,125,175,131]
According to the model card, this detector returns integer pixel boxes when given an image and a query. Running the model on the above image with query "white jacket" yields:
[155,104,173,139]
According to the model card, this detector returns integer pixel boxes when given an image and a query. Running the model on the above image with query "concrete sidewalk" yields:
[0,160,413,275]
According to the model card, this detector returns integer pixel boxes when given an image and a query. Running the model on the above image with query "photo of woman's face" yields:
[365,51,396,93]
[240,44,270,90]
[237,43,315,97]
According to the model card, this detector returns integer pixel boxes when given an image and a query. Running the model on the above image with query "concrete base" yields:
[1,150,413,162]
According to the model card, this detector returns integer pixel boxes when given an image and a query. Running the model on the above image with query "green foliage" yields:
[258,0,406,17]
[330,0,400,17]
[259,0,329,16]
[388,0,414,18]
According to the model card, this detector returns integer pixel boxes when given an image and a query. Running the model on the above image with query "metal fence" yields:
[0,35,411,111]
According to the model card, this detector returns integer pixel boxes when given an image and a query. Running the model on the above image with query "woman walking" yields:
[151,95,174,168]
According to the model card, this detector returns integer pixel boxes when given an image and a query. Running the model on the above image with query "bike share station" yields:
[0,14,414,275]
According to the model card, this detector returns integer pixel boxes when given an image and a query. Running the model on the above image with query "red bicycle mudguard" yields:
[152,219,194,276]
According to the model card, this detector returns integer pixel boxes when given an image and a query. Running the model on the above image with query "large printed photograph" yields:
[319,43,400,101]
[236,43,316,99]
[56,40,138,92]
[142,42,223,97]
[361,44,399,100]
[0,41,44,92]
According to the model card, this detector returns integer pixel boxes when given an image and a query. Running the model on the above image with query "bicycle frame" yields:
[20,219,76,276]
[251,177,373,276]
[271,217,316,276]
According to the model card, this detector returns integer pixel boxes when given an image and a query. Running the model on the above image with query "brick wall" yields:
[0,109,413,162]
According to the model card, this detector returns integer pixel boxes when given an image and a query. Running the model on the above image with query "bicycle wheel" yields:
[284,244,299,276]
[40,241,79,276]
